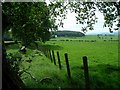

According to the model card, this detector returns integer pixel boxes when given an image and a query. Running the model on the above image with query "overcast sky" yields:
[45,1,118,35]
[57,9,118,35]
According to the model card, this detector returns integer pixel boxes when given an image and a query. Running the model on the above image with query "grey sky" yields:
[58,10,118,35]
[45,0,118,35]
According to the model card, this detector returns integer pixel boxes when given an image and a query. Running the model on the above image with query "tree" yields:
[2,3,58,88]
[3,1,120,45]
[2,2,58,46]
[2,1,120,89]
[48,1,120,33]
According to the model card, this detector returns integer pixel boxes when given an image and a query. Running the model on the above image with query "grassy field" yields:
[6,35,120,89]
[50,35,118,41]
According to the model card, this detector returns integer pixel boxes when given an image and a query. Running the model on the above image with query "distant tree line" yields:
[52,31,85,38]
[97,34,115,40]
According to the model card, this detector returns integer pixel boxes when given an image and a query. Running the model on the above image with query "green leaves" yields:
[96,2,119,33]
[3,2,57,45]
[51,1,119,33]
[70,2,97,32]
[3,1,120,43]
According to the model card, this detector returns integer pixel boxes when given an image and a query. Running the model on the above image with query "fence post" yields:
[43,49,47,57]
[52,50,56,65]
[64,53,71,78]
[49,50,53,62]
[82,56,90,90]
[57,51,61,70]
[45,49,48,58]
[47,49,50,58]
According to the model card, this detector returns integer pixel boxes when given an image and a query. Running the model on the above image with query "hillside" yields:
[52,30,85,37]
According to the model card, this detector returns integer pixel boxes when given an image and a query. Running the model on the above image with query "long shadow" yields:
[28,43,63,50]
[6,43,19,50]
[89,64,120,73]
[39,44,63,50]
[27,43,63,57]
[38,44,63,57]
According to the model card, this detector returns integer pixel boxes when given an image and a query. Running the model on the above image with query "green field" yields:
[6,35,120,89]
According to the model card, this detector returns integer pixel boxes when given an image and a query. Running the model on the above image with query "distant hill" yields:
[52,30,85,37]
[86,31,118,35]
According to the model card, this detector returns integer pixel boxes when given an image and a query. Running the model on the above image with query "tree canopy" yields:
[2,1,120,46]
[2,2,58,46]
[48,1,120,33]
[2,1,119,88]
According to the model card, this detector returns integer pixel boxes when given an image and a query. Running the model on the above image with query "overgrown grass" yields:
[6,35,119,89]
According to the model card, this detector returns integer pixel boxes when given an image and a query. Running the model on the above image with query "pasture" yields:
[6,35,120,89]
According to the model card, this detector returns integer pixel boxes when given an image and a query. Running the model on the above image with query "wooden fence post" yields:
[49,50,52,62]
[43,49,47,57]
[47,49,50,58]
[57,51,61,70]
[52,50,56,65]
[64,53,71,78]
[45,49,48,57]
[82,56,90,90]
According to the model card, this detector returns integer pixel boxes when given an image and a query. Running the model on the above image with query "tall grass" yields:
[6,35,119,89]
